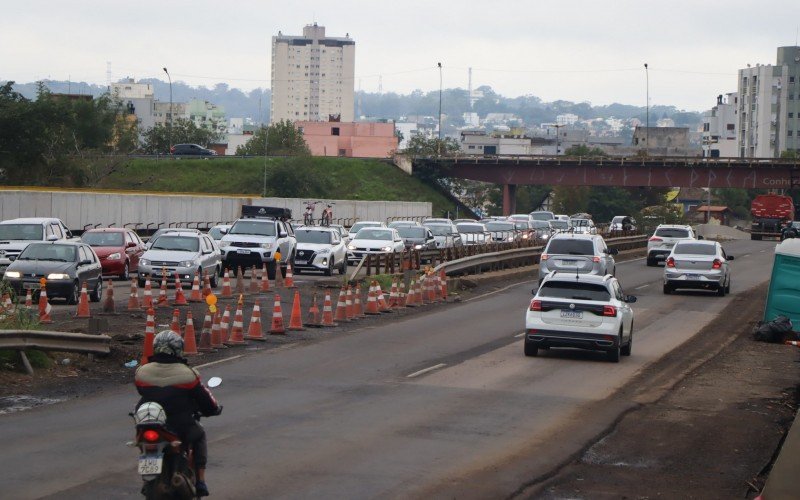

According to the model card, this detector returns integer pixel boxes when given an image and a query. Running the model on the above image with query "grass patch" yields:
[0,349,52,371]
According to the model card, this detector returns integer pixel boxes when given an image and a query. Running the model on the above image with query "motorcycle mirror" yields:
[207,377,222,388]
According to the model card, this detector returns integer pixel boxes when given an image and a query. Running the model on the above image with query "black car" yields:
[781,221,800,240]
[170,143,216,156]
[2,241,103,304]
[396,226,436,251]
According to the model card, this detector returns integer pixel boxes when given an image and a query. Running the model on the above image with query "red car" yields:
[81,228,145,280]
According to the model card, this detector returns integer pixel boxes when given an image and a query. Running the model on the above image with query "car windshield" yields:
[457,224,485,234]
[208,227,227,240]
[350,222,380,233]
[531,221,550,229]
[673,243,716,255]
[295,230,333,244]
[356,229,393,240]
[538,281,611,301]
[82,232,124,246]
[426,225,453,236]
[0,224,44,241]
[150,236,199,252]
[229,221,276,237]
[546,239,595,255]
[550,220,569,229]
[655,228,690,238]
[509,215,529,222]
[486,222,515,231]
[18,243,77,262]
[530,212,554,221]
[397,227,427,238]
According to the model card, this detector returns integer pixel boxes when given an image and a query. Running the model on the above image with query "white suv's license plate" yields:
[236,249,251,254]
[294,260,307,265]
[560,310,583,319]
[138,456,162,475]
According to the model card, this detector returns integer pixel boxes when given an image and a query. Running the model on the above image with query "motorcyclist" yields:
[135,330,221,497]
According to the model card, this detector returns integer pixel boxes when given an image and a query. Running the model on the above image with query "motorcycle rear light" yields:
[142,430,160,443]
[666,257,675,268]
[529,299,542,311]
[603,305,617,317]
[649,236,662,242]
[712,259,722,269]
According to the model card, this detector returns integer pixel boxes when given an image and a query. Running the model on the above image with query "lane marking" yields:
[464,280,537,303]
[514,332,526,338]
[634,284,650,290]
[741,254,750,258]
[407,363,447,378]
[196,355,244,369]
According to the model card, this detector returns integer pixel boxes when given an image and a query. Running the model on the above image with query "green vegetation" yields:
[141,118,223,154]
[235,121,310,156]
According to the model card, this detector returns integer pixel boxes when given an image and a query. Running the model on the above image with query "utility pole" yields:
[437,62,443,156]
[163,67,173,154]
[644,63,649,154]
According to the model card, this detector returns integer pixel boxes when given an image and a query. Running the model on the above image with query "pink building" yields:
[296,121,398,158]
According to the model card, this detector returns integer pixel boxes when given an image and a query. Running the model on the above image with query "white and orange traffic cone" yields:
[219,306,231,344]
[226,295,246,345]
[260,264,271,294]
[406,278,418,307]
[235,266,245,296]
[306,293,323,327]
[246,300,265,340]
[188,275,203,303]
[173,273,188,306]
[210,312,224,349]
[221,269,233,298]
[249,266,259,294]
[365,282,380,315]
[269,294,286,334]
[183,311,199,356]
[38,289,53,324]
[334,286,349,322]
[198,310,215,352]
[345,286,355,321]
[75,281,91,318]
[284,263,296,288]
[353,284,366,318]
[202,273,212,298]
[102,279,116,313]
[288,290,304,331]
[156,273,169,308]
[141,308,155,365]
[170,308,182,336]
[321,290,337,327]
[24,289,33,309]
[141,278,153,309]
[128,278,141,311]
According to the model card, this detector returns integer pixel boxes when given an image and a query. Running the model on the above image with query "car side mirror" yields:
[8,255,16,262]
[625,295,637,303]
[202,249,212,255]
[127,241,137,248]
[78,259,92,266]
[532,288,538,295]
[609,248,619,255]
[697,235,704,240]
[279,232,288,238]
[727,255,734,261]
[47,235,59,242]
[66,230,73,238]
[220,228,228,235]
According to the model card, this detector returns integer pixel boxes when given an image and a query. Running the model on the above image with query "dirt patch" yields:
[529,282,800,499]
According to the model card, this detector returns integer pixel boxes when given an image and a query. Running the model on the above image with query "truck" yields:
[750,194,794,240]
[217,206,296,279]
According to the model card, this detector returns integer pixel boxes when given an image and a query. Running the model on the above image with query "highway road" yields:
[0,239,775,499]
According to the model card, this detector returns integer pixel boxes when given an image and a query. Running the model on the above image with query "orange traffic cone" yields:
[75,281,91,318]
[260,264,271,293]
[321,290,337,327]
[274,263,284,289]
[141,308,155,365]
[365,282,380,315]
[288,290,305,331]
[334,286,349,322]
[210,312,224,349]
[198,311,215,352]
[173,273,188,306]
[428,273,437,303]
[156,273,169,308]
[183,311,199,356]
[398,281,407,308]
[284,263,296,288]
[219,306,231,344]
[249,266,259,294]
[246,300,265,340]
[353,284,366,318]
[188,275,203,302]
[405,278,417,307]
[269,294,286,334]
[202,273,212,298]
[128,278,141,311]
[388,279,399,308]
[141,278,153,309]
[221,269,233,298]
[440,270,448,301]
[345,286,355,321]
[170,308,182,336]
[24,289,33,309]
[306,293,322,327]
[226,296,246,345]
[235,266,245,296]
[416,276,425,305]
[102,279,115,313]
[377,283,391,313]
[38,289,53,324]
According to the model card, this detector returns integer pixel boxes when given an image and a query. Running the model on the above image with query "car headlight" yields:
[107,252,122,260]
[414,244,423,250]
[380,246,392,252]
[4,271,21,278]
[542,234,549,240]
[140,259,151,266]
[507,236,514,242]
[179,260,194,268]
[261,242,273,249]
[348,243,357,250]
[47,273,70,280]
[218,241,230,248]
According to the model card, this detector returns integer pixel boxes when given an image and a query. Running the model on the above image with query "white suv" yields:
[0,217,74,276]
[646,224,698,266]
[525,273,636,362]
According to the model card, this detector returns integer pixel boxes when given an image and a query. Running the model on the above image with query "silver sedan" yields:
[663,240,734,296]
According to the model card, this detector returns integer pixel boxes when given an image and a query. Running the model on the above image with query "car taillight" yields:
[649,236,662,242]
[666,257,675,268]
[142,430,160,443]
[712,259,722,269]
[529,299,542,311]
[540,254,549,261]
[603,305,617,317]
[592,256,601,263]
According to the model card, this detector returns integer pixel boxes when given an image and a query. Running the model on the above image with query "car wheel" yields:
[524,341,538,357]
[119,262,130,281]
[266,261,277,280]
[717,283,726,297]
[339,258,348,275]
[646,256,656,267]
[751,234,762,241]
[663,283,672,295]
[621,329,633,356]
[324,259,333,276]
[725,277,731,294]
[90,279,103,303]
[607,343,621,363]
[67,280,80,305]
[210,267,219,288]
[138,277,146,288]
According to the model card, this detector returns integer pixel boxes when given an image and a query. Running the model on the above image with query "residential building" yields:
[556,113,579,126]
[152,101,187,127]
[110,78,157,131]
[296,121,398,158]
[460,131,554,156]
[702,93,738,157]
[187,99,227,134]
[657,117,676,128]
[395,122,419,150]
[270,23,355,124]
[632,126,691,155]
[737,46,800,157]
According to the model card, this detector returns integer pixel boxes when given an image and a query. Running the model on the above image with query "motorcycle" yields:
[130,377,222,499]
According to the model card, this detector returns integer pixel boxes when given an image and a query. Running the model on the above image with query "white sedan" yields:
[347,228,405,264]
[293,227,348,276]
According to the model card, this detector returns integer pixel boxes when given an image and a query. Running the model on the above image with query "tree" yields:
[564,145,606,157]
[235,120,310,156]
[141,118,222,154]
[403,135,460,157]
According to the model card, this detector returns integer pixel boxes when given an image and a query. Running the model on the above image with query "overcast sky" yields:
[2,0,799,111]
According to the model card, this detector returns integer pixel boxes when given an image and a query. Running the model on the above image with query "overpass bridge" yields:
[412,155,800,215]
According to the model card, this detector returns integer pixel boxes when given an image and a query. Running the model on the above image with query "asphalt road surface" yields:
[0,239,775,499]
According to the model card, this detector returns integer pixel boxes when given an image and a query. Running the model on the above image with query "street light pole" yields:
[644,63,649,154]
[437,62,443,156]
[163,67,172,154]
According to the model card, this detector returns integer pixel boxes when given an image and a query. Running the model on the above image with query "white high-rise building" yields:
[270,23,355,124]
[702,93,738,158]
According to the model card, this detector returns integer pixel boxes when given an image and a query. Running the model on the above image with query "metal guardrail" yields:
[0,330,111,374]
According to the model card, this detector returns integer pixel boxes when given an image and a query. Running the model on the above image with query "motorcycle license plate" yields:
[236,249,251,254]
[138,456,163,475]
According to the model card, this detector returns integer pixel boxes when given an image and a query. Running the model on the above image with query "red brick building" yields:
[296,121,398,158]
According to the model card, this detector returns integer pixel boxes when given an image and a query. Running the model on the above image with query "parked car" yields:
[81,228,146,280]
[530,211,556,222]
[780,221,800,241]
[347,228,405,264]
[3,241,103,304]
[218,206,296,280]
[538,233,617,284]
[329,224,351,245]
[396,226,436,251]
[663,240,734,296]
[530,220,553,241]
[349,221,386,236]
[525,273,635,362]
[484,220,518,242]
[293,227,347,276]
[610,215,637,232]
[0,217,74,276]
[170,143,216,156]
[646,224,699,266]
[207,224,232,240]
[387,220,421,229]
[139,231,222,287]
[423,222,463,249]
[456,222,490,245]
[145,228,202,249]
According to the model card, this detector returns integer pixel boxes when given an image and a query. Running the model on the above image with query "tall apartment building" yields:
[737,46,800,157]
[270,23,355,124]
[702,93,738,157]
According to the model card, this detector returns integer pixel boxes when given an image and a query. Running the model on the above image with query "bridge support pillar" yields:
[502,184,517,216]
